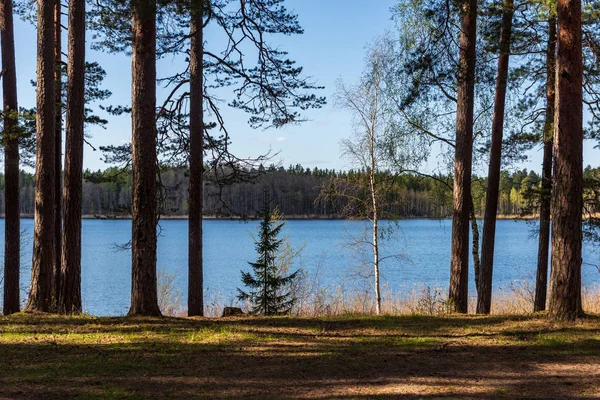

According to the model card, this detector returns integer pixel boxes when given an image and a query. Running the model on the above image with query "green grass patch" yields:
[1,313,599,399]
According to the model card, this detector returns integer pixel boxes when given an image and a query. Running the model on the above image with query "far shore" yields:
[0,213,547,221]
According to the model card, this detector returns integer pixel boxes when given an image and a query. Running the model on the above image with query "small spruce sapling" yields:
[238,190,300,315]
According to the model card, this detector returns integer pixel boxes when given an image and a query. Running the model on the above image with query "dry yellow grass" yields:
[203,282,600,318]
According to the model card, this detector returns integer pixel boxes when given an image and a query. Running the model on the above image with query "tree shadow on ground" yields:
[0,314,599,398]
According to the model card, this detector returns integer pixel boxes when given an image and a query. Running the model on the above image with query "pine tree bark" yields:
[1,0,21,315]
[27,0,56,312]
[188,0,204,317]
[548,0,583,321]
[449,0,477,314]
[534,16,556,313]
[52,0,62,308]
[470,196,481,291]
[59,0,85,314]
[478,0,514,315]
[128,0,161,316]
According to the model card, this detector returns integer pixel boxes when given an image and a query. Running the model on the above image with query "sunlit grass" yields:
[1,313,599,398]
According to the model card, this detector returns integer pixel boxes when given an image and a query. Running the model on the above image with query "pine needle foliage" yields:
[238,190,299,315]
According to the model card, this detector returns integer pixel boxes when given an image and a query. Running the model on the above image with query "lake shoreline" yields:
[3,213,538,220]
[5,218,599,316]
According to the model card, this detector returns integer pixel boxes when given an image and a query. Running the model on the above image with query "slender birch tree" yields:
[328,49,400,315]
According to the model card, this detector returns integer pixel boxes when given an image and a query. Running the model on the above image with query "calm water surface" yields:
[1,219,598,315]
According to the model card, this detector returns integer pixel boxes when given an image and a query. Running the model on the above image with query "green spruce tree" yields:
[238,190,299,316]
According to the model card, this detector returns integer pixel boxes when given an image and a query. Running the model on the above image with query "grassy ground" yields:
[0,313,599,399]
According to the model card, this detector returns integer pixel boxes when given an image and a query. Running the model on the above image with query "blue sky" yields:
[10,0,599,173]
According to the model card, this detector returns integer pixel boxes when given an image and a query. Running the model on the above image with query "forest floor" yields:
[0,313,599,399]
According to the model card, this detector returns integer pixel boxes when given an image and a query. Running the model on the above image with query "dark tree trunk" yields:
[188,0,204,317]
[548,0,583,321]
[52,0,62,308]
[449,0,477,314]
[478,0,514,315]
[533,16,556,311]
[470,196,481,292]
[128,0,161,316]
[534,16,556,313]
[27,0,56,312]
[59,0,85,314]
[1,0,20,315]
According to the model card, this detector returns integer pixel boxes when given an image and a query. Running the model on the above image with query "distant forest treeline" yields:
[5,164,598,219]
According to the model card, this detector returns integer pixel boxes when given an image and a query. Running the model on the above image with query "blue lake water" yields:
[1,219,599,315]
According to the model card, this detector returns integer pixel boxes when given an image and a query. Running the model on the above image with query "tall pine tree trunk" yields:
[1,0,20,315]
[128,0,161,316]
[548,0,583,321]
[188,0,204,317]
[449,0,477,313]
[27,0,56,312]
[470,196,481,291]
[478,0,514,315]
[534,16,556,313]
[59,0,85,314]
[52,0,62,308]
